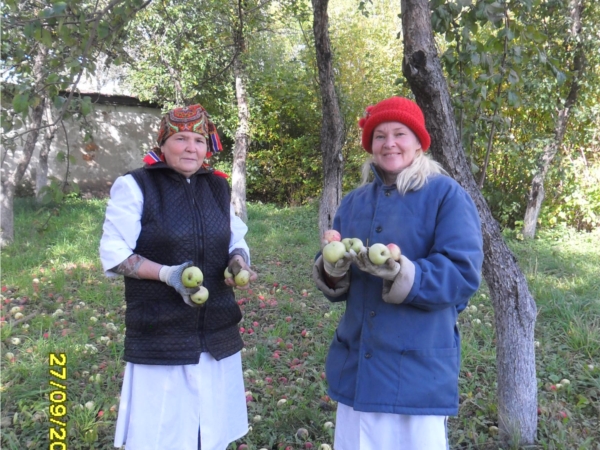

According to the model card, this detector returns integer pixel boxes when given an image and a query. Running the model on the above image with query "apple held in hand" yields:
[182,266,204,287]
[322,241,347,264]
[234,269,251,286]
[321,229,341,246]
[368,243,392,265]
[342,237,364,253]
[190,286,209,305]
[224,267,233,279]
[386,243,401,261]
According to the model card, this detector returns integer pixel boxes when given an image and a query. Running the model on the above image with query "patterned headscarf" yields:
[156,104,223,156]
[142,104,227,177]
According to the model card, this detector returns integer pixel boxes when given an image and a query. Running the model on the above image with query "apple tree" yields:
[400,0,538,444]
[311,0,345,235]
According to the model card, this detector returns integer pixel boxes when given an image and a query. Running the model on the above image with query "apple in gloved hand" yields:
[342,237,364,253]
[386,243,401,261]
[182,266,204,287]
[190,286,209,305]
[322,241,347,264]
[234,269,251,286]
[368,243,392,265]
[322,229,341,243]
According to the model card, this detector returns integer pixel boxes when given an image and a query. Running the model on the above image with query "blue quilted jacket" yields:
[323,168,483,416]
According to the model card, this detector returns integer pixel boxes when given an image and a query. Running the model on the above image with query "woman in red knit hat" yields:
[313,96,483,449]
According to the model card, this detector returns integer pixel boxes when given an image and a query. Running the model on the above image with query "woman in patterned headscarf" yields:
[100,104,256,450]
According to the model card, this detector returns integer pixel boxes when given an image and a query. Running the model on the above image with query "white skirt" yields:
[114,351,248,450]
[334,403,448,450]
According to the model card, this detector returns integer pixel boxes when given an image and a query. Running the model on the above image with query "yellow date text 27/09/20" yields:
[49,353,67,449]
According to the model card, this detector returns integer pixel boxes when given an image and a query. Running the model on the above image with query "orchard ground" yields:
[1,198,599,450]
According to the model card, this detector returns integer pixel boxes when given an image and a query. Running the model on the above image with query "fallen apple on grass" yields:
[181,266,203,287]
[368,243,392,265]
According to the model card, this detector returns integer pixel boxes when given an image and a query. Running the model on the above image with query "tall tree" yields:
[231,0,251,222]
[522,0,586,238]
[1,46,47,244]
[311,0,345,235]
[400,0,537,445]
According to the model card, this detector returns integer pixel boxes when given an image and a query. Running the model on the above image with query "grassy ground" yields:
[1,198,599,449]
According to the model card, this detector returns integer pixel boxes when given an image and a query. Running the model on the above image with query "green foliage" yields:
[432,0,600,230]
[2,199,599,449]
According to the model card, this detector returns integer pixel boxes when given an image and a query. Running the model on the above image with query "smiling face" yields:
[160,131,208,178]
[371,121,421,183]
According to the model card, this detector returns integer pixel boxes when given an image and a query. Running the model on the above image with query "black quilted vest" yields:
[123,163,243,364]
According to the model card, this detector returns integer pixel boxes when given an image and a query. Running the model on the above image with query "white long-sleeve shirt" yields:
[99,174,250,276]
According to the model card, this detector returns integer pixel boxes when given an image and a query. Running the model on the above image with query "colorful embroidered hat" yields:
[156,104,223,155]
[358,96,431,153]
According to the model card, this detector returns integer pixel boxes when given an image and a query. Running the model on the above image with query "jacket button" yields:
[365,353,372,359]
[370,311,376,317]
[385,191,391,196]
[376,226,382,233]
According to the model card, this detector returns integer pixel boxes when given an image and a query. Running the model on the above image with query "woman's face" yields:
[371,121,421,181]
[161,131,208,178]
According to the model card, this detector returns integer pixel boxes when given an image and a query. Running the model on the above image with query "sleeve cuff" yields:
[229,248,250,265]
[382,255,416,304]
[312,256,350,297]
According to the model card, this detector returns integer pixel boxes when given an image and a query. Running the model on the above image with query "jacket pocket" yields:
[325,331,352,395]
[396,347,459,409]
[125,299,159,335]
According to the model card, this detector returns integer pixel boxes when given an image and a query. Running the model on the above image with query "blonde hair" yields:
[360,150,448,194]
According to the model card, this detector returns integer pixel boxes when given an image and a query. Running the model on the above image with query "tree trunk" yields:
[1,47,47,245]
[400,0,537,445]
[311,0,345,236]
[523,0,584,239]
[231,23,250,223]
[36,99,59,201]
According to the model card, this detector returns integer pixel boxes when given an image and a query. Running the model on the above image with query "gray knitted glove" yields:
[158,261,200,307]
[323,250,356,278]
[355,248,400,281]
[312,256,351,297]
[382,255,416,304]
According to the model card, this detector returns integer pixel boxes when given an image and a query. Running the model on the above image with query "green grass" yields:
[1,198,599,449]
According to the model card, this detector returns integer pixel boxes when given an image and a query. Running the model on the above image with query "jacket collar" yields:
[145,161,212,180]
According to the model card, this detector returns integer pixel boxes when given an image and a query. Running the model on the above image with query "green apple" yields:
[342,238,363,252]
[190,286,209,305]
[322,241,346,264]
[341,238,352,251]
[386,243,401,261]
[235,269,250,286]
[181,266,203,287]
[224,267,233,279]
[368,243,392,265]
[348,238,364,253]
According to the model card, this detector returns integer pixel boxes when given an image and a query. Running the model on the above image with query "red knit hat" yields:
[358,96,431,153]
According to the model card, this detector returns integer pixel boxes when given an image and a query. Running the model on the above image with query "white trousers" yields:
[334,403,449,450]
[114,351,248,450]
